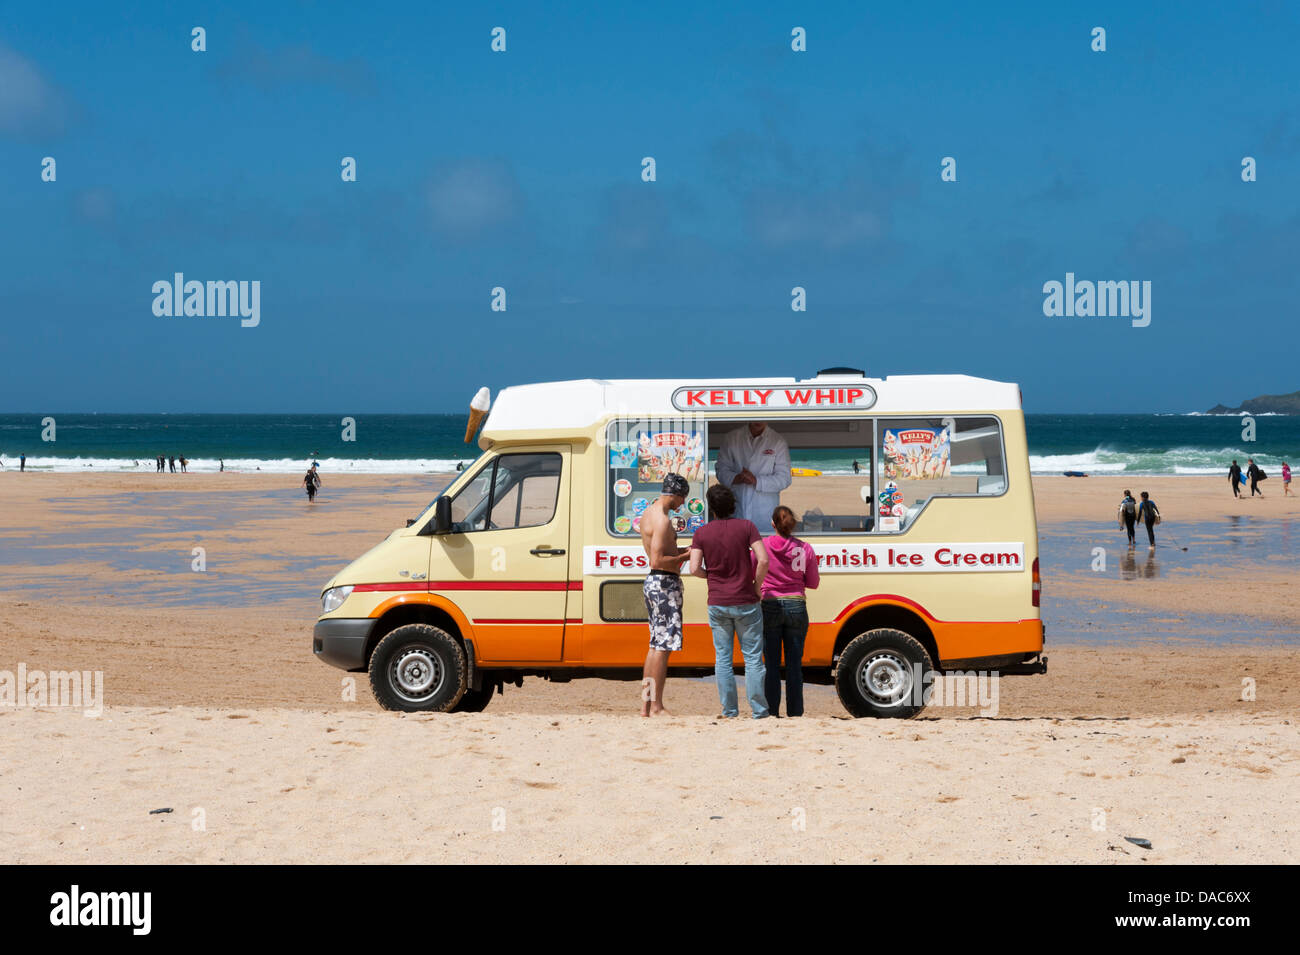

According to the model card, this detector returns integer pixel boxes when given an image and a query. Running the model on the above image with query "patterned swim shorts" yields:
[643,571,684,652]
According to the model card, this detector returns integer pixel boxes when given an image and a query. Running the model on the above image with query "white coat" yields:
[715,425,792,527]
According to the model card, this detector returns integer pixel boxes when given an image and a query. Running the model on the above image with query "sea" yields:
[1,413,1295,476]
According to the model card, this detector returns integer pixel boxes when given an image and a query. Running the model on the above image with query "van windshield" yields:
[449,452,562,532]
[416,452,490,524]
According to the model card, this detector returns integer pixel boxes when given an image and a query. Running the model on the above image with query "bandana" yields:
[661,473,690,497]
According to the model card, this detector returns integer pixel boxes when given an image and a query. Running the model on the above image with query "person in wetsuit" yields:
[1136,491,1160,547]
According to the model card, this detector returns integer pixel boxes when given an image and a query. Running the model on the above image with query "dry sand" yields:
[2,707,1295,864]
[0,471,1296,863]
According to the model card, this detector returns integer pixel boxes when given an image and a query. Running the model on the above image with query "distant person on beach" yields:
[852,459,860,475]
[1228,460,1242,498]
[639,473,691,717]
[761,505,819,718]
[1283,461,1292,496]
[689,483,769,719]
[19,454,25,471]
[219,459,224,472]
[179,456,188,473]
[302,465,321,502]
[1247,458,1265,497]
[1118,490,1138,547]
[1136,491,1160,547]
[168,456,176,473]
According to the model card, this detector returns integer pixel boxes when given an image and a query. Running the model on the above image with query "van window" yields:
[876,416,1005,532]
[706,417,874,535]
[606,418,708,537]
[449,453,561,533]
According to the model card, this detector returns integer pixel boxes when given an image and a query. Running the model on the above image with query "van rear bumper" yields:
[313,618,373,671]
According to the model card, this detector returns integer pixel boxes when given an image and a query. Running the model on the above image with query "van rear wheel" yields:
[369,624,466,712]
[835,628,932,719]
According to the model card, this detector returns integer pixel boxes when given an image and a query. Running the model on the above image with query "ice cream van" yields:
[312,368,1046,717]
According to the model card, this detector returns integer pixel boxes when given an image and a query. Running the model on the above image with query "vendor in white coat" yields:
[715,422,792,526]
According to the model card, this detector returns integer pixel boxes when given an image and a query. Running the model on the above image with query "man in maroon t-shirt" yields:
[689,484,770,718]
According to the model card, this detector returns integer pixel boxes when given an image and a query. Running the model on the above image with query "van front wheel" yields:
[369,624,466,712]
[835,628,932,719]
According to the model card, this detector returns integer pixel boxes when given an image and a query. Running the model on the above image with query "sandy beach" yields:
[1,471,1297,863]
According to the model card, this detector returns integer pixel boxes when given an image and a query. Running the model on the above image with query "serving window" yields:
[696,415,1005,536]
[707,418,874,535]
[605,414,1007,539]
[605,418,709,538]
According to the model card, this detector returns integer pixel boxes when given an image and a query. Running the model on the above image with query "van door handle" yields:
[530,547,566,556]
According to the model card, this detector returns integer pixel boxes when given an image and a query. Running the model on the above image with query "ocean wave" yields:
[1028,445,1288,475]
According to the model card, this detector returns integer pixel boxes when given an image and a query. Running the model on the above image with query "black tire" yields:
[368,624,466,712]
[835,628,933,719]
[450,681,497,713]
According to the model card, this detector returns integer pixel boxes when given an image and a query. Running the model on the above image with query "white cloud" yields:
[427,159,521,237]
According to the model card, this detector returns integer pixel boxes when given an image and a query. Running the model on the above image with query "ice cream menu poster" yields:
[883,427,951,480]
[636,430,704,483]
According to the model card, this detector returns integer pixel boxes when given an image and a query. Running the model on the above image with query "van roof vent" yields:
[815,366,865,377]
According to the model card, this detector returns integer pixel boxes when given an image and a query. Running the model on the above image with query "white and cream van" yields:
[313,368,1045,717]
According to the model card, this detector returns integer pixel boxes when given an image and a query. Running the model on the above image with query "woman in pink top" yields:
[1283,461,1292,497]
[760,505,820,716]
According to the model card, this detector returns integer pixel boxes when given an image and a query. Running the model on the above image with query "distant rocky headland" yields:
[1207,391,1300,415]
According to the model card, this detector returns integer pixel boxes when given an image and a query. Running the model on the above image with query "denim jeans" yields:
[762,598,809,716]
[707,603,768,718]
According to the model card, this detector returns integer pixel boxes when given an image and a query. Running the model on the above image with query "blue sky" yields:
[1,1,1297,413]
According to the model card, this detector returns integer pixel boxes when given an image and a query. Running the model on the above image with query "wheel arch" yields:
[365,595,473,667]
[833,598,939,671]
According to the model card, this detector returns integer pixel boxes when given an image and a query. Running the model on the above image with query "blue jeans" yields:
[762,598,809,717]
[707,603,768,718]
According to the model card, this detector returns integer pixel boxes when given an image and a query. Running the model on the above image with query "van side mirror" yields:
[433,496,453,535]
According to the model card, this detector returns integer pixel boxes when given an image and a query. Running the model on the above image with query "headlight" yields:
[321,585,354,614]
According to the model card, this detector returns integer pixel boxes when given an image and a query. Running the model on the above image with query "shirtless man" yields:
[640,473,691,716]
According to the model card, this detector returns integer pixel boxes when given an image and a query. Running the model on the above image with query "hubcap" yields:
[858,650,914,708]
[391,646,444,703]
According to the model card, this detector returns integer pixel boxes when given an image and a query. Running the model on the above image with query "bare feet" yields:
[649,704,670,716]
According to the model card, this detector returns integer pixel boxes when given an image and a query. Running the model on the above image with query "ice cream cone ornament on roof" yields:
[465,387,491,443]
